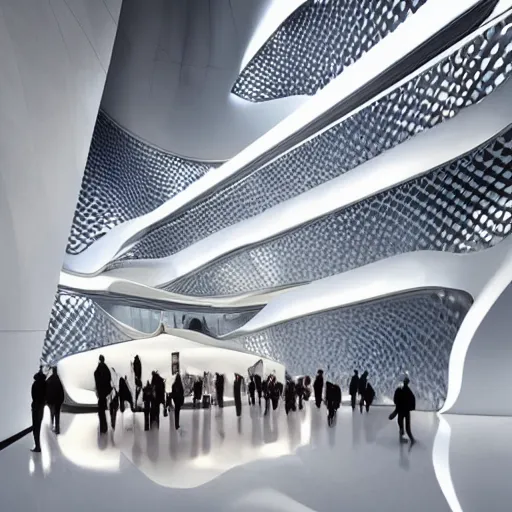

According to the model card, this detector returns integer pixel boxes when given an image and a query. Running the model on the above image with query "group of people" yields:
[93,355,186,434]
[30,356,416,452]
[30,366,64,452]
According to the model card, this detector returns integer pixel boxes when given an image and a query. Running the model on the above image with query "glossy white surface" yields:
[103,78,512,287]
[58,332,285,406]
[101,0,304,162]
[63,0,484,276]
[0,0,119,440]
[2,405,512,511]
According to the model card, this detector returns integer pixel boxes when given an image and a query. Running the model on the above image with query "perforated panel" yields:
[112,16,512,266]
[235,289,473,411]
[66,111,214,255]
[165,126,512,296]
[232,0,428,101]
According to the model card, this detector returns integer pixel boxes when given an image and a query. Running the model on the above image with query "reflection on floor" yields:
[1,404,512,511]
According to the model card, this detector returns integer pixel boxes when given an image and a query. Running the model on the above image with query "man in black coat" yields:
[313,370,324,408]
[152,371,166,416]
[363,382,376,413]
[45,367,64,434]
[284,379,296,415]
[193,377,203,408]
[248,376,256,405]
[133,355,142,406]
[119,376,134,414]
[31,368,47,452]
[349,370,359,411]
[142,381,152,431]
[234,373,243,417]
[295,378,304,410]
[358,371,368,413]
[393,377,416,443]
[254,374,262,406]
[215,373,224,408]
[172,374,185,430]
[94,355,112,434]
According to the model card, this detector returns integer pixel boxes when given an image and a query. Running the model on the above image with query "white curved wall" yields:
[0,0,120,441]
[101,0,305,161]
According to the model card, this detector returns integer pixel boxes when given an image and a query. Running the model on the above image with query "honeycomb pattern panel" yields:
[232,0,428,102]
[66,111,214,255]
[112,15,512,266]
[165,127,512,296]
[42,292,133,364]
[235,289,473,411]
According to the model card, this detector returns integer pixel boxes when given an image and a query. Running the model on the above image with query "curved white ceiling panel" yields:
[63,0,494,276]
[100,79,512,288]
[226,239,512,336]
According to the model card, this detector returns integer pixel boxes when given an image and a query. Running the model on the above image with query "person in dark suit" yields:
[31,368,47,452]
[248,376,256,405]
[172,374,185,430]
[215,373,224,408]
[109,388,119,430]
[363,382,376,413]
[313,370,324,408]
[358,371,368,413]
[234,373,243,417]
[193,377,203,408]
[295,378,305,410]
[349,370,359,411]
[119,376,134,414]
[133,355,142,407]
[285,379,296,415]
[254,374,262,406]
[45,367,64,434]
[142,381,152,431]
[94,355,112,434]
[392,377,416,443]
[152,371,166,417]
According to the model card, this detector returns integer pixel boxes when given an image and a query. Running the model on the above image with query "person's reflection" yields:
[215,407,225,441]
[169,414,179,460]
[191,409,200,458]
[263,413,277,444]
[237,416,243,435]
[250,406,263,446]
[399,439,410,471]
[351,409,361,446]
[363,411,387,445]
[147,425,160,463]
[132,419,143,467]
[328,416,336,448]
[287,412,301,451]
[202,409,211,455]
[310,405,323,446]
[29,453,44,479]
[97,431,108,451]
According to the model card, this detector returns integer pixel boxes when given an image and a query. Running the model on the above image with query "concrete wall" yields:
[0,0,121,441]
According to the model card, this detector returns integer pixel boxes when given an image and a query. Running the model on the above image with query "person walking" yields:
[392,377,416,444]
[94,355,112,434]
[234,373,243,417]
[109,388,119,431]
[152,371,166,416]
[119,375,134,414]
[363,382,375,413]
[45,367,64,434]
[31,368,47,452]
[142,381,152,431]
[358,371,368,413]
[248,376,256,405]
[132,355,142,407]
[313,370,324,408]
[193,376,203,408]
[254,374,262,406]
[285,379,296,415]
[215,373,224,408]
[349,370,359,411]
[295,378,304,410]
[172,374,185,431]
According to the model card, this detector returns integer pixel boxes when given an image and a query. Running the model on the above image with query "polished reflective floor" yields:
[1,403,511,511]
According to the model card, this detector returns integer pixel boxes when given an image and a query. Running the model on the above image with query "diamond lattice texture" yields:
[235,289,473,411]
[232,0,428,102]
[112,16,512,266]
[66,111,214,255]
[165,126,512,296]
